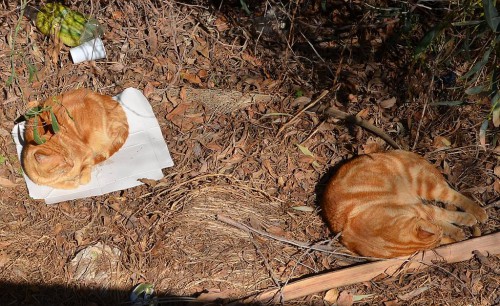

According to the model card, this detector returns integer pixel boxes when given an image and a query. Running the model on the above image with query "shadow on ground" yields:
[0,281,280,305]
[0,281,205,306]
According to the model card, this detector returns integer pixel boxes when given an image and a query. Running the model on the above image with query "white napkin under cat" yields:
[12,87,174,204]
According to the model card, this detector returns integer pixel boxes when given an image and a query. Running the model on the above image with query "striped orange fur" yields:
[22,89,129,189]
[321,150,488,258]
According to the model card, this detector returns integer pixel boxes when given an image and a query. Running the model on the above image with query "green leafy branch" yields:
[24,105,60,145]
[413,0,500,145]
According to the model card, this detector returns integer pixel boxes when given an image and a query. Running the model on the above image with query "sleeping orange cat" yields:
[22,89,129,189]
[321,150,488,258]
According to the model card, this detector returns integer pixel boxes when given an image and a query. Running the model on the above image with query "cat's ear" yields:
[415,221,441,240]
[416,227,437,239]
[34,151,63,165]
[34,152,51,163]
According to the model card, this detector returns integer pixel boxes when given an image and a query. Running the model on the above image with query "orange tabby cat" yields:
[321,150,488,258]
[22,89,129,189]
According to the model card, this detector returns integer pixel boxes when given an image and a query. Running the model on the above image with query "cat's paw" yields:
[471,207,488,223]
[447,227,466,241]
[459,212,478,226]
[79,167,92,185]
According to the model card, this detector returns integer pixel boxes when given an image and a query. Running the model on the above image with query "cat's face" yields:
[22,141,83,189]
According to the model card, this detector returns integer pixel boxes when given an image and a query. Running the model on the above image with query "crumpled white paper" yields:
[12,87,174,204]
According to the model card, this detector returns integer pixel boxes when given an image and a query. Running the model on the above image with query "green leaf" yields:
[492,91,500,108]
[461,48,492,80]
[483,0,500,32]
[6,74,14,87]
[492,91,500,127]
[33,116,46,145]
[465,85,486,95]
[492,66,499,92]
[452,20,483,26]
[479,119,488,147]
[414,24,445,57]
[25,60,37,83]
[239,0,251,15]
[0,154,6,164]
[429,101,466,106]
[50,109,60,133]
[25,106,42,119]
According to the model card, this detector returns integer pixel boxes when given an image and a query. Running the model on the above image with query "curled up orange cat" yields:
[321,150,488,258]
[22,89,129,189]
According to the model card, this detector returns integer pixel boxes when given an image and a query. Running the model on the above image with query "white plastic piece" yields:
[70,37,106,64]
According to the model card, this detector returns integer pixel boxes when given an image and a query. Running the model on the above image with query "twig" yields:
[277,90,329,136]
[216,214,367,261]
[412,76,434,150]
[250,234,282,288]
[324,107,401,149]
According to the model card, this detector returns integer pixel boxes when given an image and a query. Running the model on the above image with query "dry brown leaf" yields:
[198,69,208,78]
[241,52,262,66]
[147,26,158,52]
[109,63,125,72]
[196,43,210,59]
[0,241,12,248]
[53,223,63,235]
[397,286,429,301]
[214,16,229,31]
[111,11,124,20]
[292,96,311,107]
[494,166,500,177]
[138,178,158,187]
[433,136,451,148]
[357,108,370,119]
[493,180,500,193]
[74,230,84,246]
[380,97,396,108]
[348,93,358,103]
[324,288,339,304]
[337,290,354,306]
[262,159,277,178]
[181,71,202,85]
[0,176,17,188]
[205,142,223,152]
[0,252,10,268]
[266,226,286,236]
[166,103,190,120]
[143,82,155,98]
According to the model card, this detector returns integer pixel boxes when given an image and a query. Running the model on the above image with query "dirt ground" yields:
[0,0,499,305]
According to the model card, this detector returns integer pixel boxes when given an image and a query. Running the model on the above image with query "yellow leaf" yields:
[296,144,315,157]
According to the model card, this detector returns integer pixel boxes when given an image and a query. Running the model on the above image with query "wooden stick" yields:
[240,233,500,304]
[324,107,401,149]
